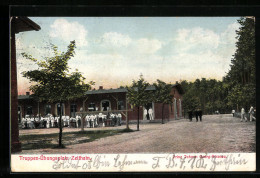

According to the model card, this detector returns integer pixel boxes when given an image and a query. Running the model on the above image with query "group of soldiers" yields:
[21,114,84,129]
[187,109,203,122]
[234,106,256,122]
[21,112,122,129]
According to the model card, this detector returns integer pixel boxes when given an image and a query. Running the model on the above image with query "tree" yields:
[181,78,230,115]
[153,80,173,124]
[180,18,255,115]
[181,80,200,114]
[127,75,151,131]
[224,17,255,110]
[22,40,92,148]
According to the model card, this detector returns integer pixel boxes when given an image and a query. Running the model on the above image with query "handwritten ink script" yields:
[52,154,148,171]
[50,153,249,171]
[151,153,248,171]
[11,153,254,172]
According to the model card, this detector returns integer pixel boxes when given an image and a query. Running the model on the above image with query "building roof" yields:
[85,83,184,95]
[12,16,41,34]
[85,88,127,95]
[18,84,184,99]
[18,95,32,100]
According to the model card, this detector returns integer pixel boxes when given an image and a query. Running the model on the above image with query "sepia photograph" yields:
[10,15,256,172]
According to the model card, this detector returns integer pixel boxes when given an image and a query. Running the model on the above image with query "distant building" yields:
[18,83,184,122]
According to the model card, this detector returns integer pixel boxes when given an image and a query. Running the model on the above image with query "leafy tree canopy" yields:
[153,79,173,105]
[126,74,152,107]
[22,40,94,103]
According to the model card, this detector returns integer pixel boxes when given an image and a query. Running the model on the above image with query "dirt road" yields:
[20,114,255,153]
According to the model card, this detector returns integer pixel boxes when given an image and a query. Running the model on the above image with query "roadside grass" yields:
[20,129,131,150]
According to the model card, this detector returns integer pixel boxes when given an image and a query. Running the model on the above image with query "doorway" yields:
[143,103,153,120]
[70,104,77,117]
[101,100,111,111]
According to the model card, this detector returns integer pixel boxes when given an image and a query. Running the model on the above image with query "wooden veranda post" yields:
[11,17,40,152]
[81,97,88,131]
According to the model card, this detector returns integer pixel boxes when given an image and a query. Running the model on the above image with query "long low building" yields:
[18,83,184,122]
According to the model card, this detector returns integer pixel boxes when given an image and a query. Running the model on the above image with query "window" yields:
[70,104,77,117]
[101,100,110,111]
[45,104,51,115]
[118,101,125,110]
[88,103,96,111]
[57,103,64,116]
[26,106,33,115]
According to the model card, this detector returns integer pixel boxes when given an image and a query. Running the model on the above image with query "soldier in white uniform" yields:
[57,117,60,127]
[85,115,89,128]
[94,115,98,127]
[28,118,32,129]
[25,115,30,128]
[75,116,79,128]
[35,116,39,122]
[46,117,50,128]
[249,106,256,122]
[117,113,122,126]
[27,118,31,129]
[110,113,115,126]
[143,109,148,120]
[21,118,26,129]
[76,115,81,128]
[98,113,103,126]
[241,108,247,122]
[90,115,95,128]
[66,116,70,127]
[102,114,106,127]
[32,118,36,128]
[63,116,66,127]
[51,117,55,127]
[148,108,153,120]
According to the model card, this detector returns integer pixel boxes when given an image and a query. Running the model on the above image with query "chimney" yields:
[99,86,103,90]
[26,92,30,95]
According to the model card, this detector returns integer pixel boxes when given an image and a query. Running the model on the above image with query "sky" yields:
[16,17,241,95]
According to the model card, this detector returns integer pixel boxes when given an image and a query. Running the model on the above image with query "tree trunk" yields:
[126,114,129,129]
[59,102,63,147]
[162,103,165,124]
[38,101,40,120]
[81,116,84,131]
[81,99,86,131]
[137,106,140,131]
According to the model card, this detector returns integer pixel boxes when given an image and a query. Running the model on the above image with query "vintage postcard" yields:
[10,16,256,172]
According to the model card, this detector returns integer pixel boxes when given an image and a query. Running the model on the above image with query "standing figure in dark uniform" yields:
[198,109,202,121]
[188,110,193,122]
[194,109,199,122]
